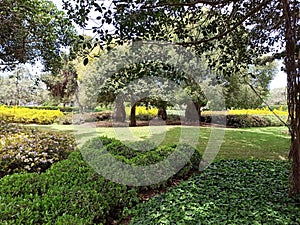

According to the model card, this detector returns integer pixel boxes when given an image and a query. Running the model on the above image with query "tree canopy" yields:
[62,0,300,195]
[0,0,76,72]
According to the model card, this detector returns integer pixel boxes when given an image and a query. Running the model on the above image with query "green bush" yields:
[0,136,202,224]
[0,121,76,177]
[0,151,139,224]
[200,114,286,128]
[80,137,202,188]
[56,111,112,125]
[23,105,79,113]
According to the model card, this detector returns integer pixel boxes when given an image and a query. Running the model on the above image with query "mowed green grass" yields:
[28,124,290,161]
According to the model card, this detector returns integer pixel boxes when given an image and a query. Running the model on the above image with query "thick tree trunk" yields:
[158,107,167,120]
[282,0,300,196]
[130,102,136,127]
[185,102,201,122]
[113,101,126,122]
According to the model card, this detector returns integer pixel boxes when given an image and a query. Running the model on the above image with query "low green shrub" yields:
[0,121,76,177]
[23,105,79,113]
[56,111,112,124]
[0,136,202,224]
[128,160,298,225]
[0,151,139,224]
[201,114,286,128]
[80,137,202,189]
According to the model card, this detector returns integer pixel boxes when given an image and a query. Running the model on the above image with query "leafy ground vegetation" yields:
[0,105,64,124]
[128,160,299,225]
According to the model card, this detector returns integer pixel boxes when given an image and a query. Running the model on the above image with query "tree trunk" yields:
[130,102,136,127]
[113,101,126,122]
[185,102,201,122]
[282,0,300,196]
[158,107,167,120]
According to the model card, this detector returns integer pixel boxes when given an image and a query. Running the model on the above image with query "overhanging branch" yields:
[141,0,234,9]
[173,0,272,46]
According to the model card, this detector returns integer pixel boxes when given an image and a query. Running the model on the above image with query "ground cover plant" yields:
[0,121,76,177]
[128,160,299,225]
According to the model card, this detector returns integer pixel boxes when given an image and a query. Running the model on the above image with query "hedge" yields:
[0,105,64,124]
[0,136,202,224]
[200,114,287,128]
[0,121,76,177]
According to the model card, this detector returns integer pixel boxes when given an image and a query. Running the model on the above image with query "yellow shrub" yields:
[202,107,288,116]
[125,106,158,117]
[0,105,64,124]
[228,107,288,116]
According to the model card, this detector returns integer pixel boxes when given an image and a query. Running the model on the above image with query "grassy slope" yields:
[29,124,290,160]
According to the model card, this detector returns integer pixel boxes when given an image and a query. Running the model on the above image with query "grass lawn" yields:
[28,124,290,160]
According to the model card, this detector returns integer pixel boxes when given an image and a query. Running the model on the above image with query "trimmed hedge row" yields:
[80,137,202,189]
[0,151,139,224]
[0,105,64,124]
[0,136,202,224]
[200,114,287,128]
[0,121,76,177]
[22,105,78,112]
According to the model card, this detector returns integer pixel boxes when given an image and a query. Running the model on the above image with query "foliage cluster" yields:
[201,114,286,128]
[228,107,288,116]
[0,136,202,224]
[0,0,76,72]
[0,105,64,124]
[0,121,76,177]
[201,107,288,127]
[202,107,288,116]
[80,136,202,189]
[24,105,79,113]
[125,106,158,121]
[0,151,139,224]
[128,160,298,225]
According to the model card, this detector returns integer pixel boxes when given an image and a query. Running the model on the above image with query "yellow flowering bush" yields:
[125,106,158,117]
[201,107,288,127]
[0,105,64,124]
[228,107,288,116]
[202,107,288,116]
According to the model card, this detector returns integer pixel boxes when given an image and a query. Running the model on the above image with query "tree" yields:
[224,61,277,109]
[63,0,300,195]
[267,87,287,106]
[42,54,78,106]
[0,65,48,105]
[0,0,76,72]
[83,58,203,126]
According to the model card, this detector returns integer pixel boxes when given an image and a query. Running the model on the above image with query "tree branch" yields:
[141,0,233,9]
[172,0,272,46]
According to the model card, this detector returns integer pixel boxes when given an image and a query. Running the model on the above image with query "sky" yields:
[51,0,286,90]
